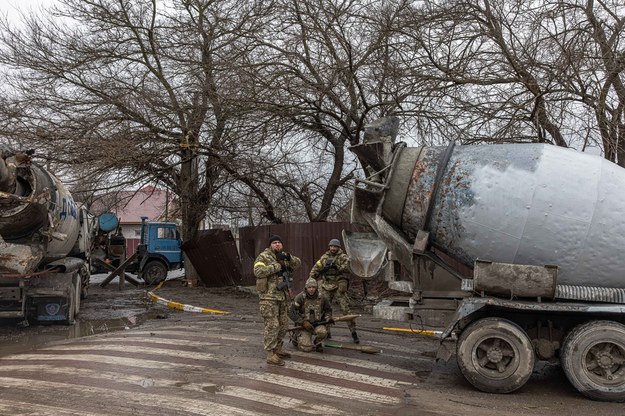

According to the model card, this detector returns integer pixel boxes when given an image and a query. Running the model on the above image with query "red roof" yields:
[91,187,170,224]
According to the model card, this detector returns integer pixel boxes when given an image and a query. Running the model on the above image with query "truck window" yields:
[157,227,175,239]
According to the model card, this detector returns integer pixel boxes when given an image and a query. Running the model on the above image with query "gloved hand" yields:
[303,320,314,331]
[326,317,334,324]
[276,252,291,261]
[276,281,288,291]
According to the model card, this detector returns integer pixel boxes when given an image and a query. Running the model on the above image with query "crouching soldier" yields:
[309,238,359,343]
[254,235,301,366]
[291,277,332,352]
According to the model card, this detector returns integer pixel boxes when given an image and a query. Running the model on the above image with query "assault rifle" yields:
[288,314,360,332]
[275,251,294,299]
[276,269,293,299]
[319,259,337,275]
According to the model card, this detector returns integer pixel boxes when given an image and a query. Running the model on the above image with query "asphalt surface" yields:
[0,279,623,415]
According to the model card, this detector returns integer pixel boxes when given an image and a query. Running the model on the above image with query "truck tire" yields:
[561,320,625,402]
[456,317,535,393]
[142,260,168,285]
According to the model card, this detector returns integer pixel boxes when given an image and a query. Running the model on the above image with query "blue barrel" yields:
[98,212,119,233]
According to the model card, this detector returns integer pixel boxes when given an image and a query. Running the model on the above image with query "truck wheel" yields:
[561,320,625,402]
[456,317,535,393]
[142,261,168,285]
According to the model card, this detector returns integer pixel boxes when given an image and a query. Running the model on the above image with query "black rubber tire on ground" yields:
[456,317,535,394]
[561,320,625,402]
[142,260,168,285]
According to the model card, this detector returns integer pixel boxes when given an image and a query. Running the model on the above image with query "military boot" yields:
[274,345,291,359]
[352,331,360,344]
[266,351,285,366]
[315,343,324,353]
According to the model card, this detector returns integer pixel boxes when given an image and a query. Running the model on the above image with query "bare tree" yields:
[240,0,416,222]
[0,0,273,239]
[394,0,624,164]
[1,0,623,240]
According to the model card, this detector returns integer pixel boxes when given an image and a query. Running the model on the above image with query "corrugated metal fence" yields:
[181,222,366,289]
[181,229,242,287]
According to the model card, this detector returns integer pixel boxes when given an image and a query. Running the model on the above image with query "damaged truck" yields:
[0,147,92,325]
[345,117,625,402]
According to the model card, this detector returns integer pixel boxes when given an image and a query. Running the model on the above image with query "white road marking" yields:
[40,344,216,360]
[80,336,220,348]
[0,376,263,416]
[285,360,401,388]
[244,371,401,405]
[218,385,348,415]
[126,329,250,342]
[290,349,419,376]
[0,353,208,369]
[0,364,216,392]
[0,400,107,416]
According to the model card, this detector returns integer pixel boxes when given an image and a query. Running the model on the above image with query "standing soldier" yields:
[309,238,359,343]
[291,277,332,352]
[254,235,301,366]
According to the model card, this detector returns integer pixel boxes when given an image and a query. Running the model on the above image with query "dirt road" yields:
[0,279,622,415]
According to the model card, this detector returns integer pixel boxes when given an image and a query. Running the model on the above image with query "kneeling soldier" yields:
[292,277,332,352]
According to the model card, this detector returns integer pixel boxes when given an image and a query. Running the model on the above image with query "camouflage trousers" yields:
[259,299,289,352]
[297,325,328,352]
[320,287,355,332]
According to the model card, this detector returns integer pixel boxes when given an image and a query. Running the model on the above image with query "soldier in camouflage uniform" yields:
[309,238,359,343]
[254,235,301,366]
[291,277,332,352]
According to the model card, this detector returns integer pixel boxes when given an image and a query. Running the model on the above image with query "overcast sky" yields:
[0,0,51,21]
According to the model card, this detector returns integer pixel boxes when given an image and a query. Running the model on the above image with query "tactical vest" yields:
[301,295,323,322]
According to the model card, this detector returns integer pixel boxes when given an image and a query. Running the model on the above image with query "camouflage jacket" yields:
[292,291,332,325]
[309,248,349,289]
[253,248,301,301]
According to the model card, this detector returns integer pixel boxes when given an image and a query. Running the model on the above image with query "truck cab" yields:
[137,219,183,284]
[92,213,183,285]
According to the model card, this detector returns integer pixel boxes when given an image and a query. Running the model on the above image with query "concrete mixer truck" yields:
[0,147,93,325]
[345,117,625,402]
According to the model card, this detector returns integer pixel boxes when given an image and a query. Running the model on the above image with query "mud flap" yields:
[436,342,453,362]
[342,230,388,278]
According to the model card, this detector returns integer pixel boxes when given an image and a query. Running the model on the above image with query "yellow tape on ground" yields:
[147,281,230,314]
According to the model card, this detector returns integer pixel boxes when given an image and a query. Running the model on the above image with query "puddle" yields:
[0,309,165,358]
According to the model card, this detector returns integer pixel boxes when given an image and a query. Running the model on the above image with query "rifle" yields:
[319,259,337,276]
[276,269,294,299]
[288,314,360,332]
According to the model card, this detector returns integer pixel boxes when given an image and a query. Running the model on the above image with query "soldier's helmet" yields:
[305,277,318,288]
[328,238,341,248]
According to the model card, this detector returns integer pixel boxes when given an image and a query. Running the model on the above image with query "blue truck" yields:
[92,213,183,285]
